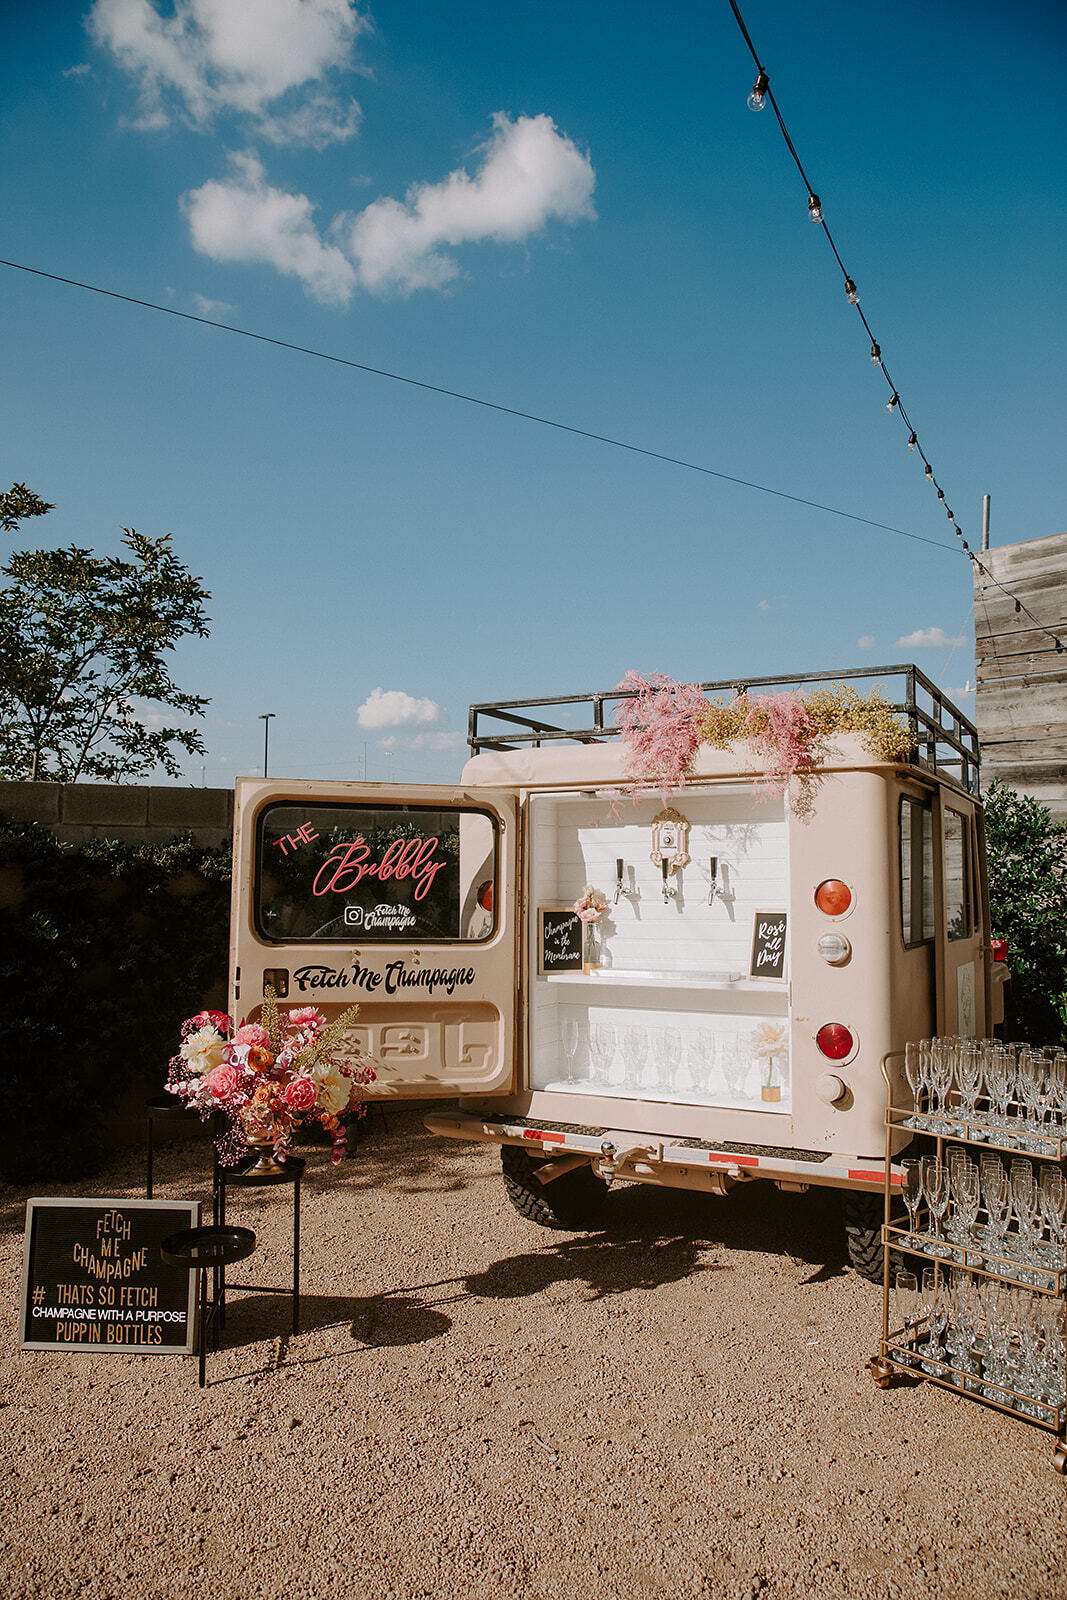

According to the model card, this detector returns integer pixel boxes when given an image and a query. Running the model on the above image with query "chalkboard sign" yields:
[750,910,788,980]
[538,906,584,975]
[20,1197,201,1354]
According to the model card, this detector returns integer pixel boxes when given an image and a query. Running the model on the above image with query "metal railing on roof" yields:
[468,664,980,794]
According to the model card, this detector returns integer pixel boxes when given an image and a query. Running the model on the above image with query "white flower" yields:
[308,1058,351,1115]
[180,1025,226,1077]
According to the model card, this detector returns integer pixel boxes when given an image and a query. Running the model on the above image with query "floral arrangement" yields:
[613,671,708,797]
[573,884,609,924]
[751,1021,789,1101]
[167,987,375,1166]
[573,884,609,969]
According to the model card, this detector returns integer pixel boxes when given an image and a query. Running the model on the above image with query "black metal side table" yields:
[161,1225,257,1388]
[213,1156,304,1334]
[144,1095,201,1198]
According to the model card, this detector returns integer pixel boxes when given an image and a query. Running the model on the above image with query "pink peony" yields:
[235,1023,270,1050]
[283,1077,318,1114]
[287,1006,325,1032]
[203,1063,241,1103]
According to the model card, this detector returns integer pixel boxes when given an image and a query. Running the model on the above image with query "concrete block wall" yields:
[0,781,233,847]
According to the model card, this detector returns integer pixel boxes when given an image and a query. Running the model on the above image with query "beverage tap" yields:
[614,858,624,904]
[662,859,676,902]
[708,857,719,906]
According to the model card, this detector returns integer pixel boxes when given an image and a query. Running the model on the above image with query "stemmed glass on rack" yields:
[900,1159,923,1246]
[920,1156,950,1258]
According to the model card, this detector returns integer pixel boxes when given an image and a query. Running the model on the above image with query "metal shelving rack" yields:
[870,1055,1067,1471]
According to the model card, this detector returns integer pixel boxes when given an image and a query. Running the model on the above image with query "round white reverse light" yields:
[817,932,852,964]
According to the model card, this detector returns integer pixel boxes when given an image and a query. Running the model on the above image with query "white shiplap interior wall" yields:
[528,788,791,1110]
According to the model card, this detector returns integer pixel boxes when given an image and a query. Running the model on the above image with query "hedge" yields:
[0,816,231,1182]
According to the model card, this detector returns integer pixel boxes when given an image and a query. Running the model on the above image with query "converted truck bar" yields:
[230,664,993,1276]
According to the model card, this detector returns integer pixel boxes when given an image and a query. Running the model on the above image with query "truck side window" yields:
[900,796,934,947]
[255,802,497,943]
[943,808,974,942]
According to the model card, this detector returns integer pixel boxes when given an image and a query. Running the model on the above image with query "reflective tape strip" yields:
[522,1127,564,1143]
[708,1152,760,1168]
[847,1168,887,1184]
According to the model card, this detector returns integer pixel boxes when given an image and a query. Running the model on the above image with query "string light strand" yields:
[725,0,1064,656]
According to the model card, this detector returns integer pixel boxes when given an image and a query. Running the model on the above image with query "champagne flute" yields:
[894,1269,920,1346]
[980,1151,1010,1254]
[560,1017,580,1085]
[589,1023,615,1089]
[900,1158,923,1246]
[921,1156,950,1258]
[657,1027,682,1097]
[621,1026,647,1093]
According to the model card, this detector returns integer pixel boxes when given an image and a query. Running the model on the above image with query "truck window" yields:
[943,807,974,942]
[900,796,934,947]
[255,802,497,944]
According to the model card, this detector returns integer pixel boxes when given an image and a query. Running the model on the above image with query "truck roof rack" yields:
[468,663,980,794]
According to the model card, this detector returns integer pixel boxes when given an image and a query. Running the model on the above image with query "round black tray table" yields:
[213,1156,305,1334]
[161,1225,257,1387]
[144,1095,201,1198]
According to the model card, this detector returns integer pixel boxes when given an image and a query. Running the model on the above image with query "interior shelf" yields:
[543,968,784,994]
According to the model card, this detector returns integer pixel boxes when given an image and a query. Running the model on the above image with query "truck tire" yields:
[843,1190,885,1282]
[501,1144,608,1230]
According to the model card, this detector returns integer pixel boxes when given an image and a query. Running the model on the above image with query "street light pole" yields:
[259,713,275,778]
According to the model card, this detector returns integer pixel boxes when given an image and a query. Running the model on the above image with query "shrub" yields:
[0,816,231,1182]
[983,779,1067,1046]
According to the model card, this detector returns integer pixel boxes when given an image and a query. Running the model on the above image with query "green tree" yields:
[984,777,1067,1045]
[0,487,211,781]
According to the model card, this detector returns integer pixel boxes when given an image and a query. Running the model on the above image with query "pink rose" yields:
[283,1077,318,1114]
[203,1063,241,1103]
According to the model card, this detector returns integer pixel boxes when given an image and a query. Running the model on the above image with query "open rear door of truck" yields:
[230,778,519,1098]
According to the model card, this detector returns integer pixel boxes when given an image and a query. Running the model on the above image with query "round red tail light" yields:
[816,1022,854,1060]
[815,878,853,916]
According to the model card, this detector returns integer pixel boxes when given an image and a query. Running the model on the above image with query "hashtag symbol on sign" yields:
[32,1285,46,1305]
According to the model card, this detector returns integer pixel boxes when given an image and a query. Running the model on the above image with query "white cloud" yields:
[87,0,368,144]
[182,113,596,304]
[857,634,876,650]
[191,292,234,317]
[64,62,93,79]
[342,112,596,293]
[894,626,959,649]
[356,688,442,731]
[183,150,357,305]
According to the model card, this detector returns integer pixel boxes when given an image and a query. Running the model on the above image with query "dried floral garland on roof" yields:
[616,671,916,809]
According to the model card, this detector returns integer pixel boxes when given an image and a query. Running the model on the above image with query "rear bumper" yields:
[424,1111,900,1195]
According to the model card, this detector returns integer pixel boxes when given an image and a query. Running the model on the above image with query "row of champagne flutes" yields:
[559,1021,759,1099]
[904,1037,1067,1151]
[899,1151,1067,1277]
[894,1266,1066,1416]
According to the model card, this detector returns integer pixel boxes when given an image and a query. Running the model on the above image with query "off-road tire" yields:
[501,1144,608,1230]
[843,1190,885,1282]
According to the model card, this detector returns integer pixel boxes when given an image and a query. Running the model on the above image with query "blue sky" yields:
[2,0,1064,785]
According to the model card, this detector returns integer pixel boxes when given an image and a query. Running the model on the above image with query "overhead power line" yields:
[726,0,1064,655]
[0,254,954,554]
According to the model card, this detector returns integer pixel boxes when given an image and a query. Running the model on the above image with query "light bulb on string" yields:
[748,70,769,111]
[808,194,822,222]
[907,432,917,451]
[937,489,945,501]
[924,464,933,480]
[844,278,859,305]
[886,393,899,413]
[870,342,881,364]
[946,507,954,521]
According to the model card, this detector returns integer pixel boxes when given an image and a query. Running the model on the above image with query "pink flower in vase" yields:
[288,1006,325,1032]
[283,1076,318,1114]
[202,1062,242,1104]
[234,1022,270,1050]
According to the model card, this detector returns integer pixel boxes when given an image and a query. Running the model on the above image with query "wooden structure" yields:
[973,531,1067,820]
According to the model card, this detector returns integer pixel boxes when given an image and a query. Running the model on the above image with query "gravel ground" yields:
[3,1108,1066,1600]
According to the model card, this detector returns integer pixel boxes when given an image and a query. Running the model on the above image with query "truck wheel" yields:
[843,1190,884,1282]
[501,1144,608,1230]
